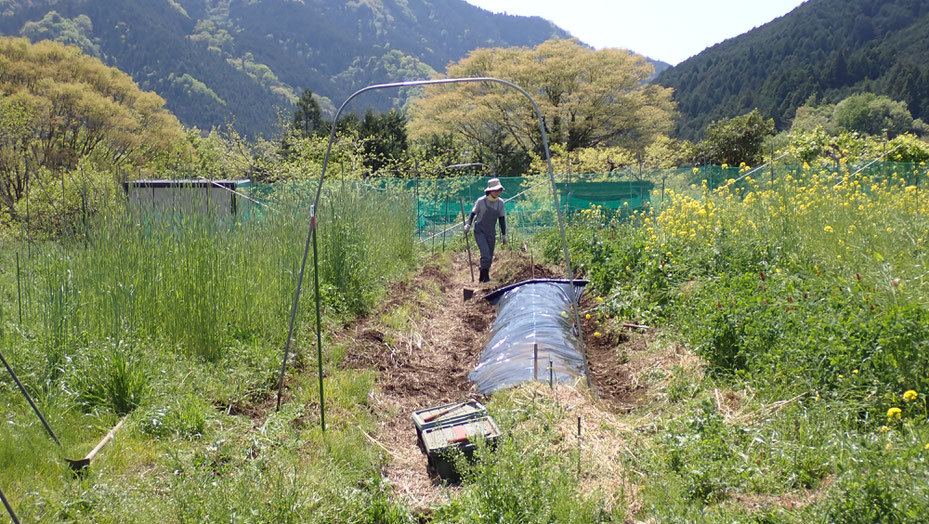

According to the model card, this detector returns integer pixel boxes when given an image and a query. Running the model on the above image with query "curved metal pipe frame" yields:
[276,77,588,418]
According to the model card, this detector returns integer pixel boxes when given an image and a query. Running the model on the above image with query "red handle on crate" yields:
[449,426,470,443]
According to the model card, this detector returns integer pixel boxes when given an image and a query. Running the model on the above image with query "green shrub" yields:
[69,340,150,415]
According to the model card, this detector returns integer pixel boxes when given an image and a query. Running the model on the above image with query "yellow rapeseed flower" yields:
[585,313,591,320]
[824,225,834,233]
[887,407,902,419]
[904,390,918,402]
[594,331,602,337]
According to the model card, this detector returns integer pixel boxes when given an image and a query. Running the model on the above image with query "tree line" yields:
[3,35,928,240]
[656,0,929,141]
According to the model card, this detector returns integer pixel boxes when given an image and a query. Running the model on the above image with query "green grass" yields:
[0,181,418,521]
[6,162,928,521]
[434,388,622,523]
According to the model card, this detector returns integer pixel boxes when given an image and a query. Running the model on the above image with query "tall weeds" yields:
[7,181,415,366]
[549,162,929,520]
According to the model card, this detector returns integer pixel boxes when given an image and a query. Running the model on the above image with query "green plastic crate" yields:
[411,401,500,482]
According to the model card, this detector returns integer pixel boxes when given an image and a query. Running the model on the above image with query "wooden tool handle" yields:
[84,417,126,461]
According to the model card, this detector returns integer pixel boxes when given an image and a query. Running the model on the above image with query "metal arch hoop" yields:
[276,77,587,419]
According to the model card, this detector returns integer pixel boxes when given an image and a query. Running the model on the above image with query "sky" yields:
[464,0,809,66]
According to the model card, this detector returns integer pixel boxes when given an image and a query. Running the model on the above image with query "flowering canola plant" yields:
[645,164,929,295]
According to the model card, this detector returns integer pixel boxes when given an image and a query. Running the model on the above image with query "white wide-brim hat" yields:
[485,178,504,192]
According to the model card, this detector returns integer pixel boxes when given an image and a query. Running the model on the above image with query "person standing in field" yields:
[464,178,507,283]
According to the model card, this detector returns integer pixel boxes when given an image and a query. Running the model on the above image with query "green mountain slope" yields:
[1,0,569,137]
[655,0,929,140]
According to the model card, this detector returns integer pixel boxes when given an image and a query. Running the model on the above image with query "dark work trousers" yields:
[474,227,496,270]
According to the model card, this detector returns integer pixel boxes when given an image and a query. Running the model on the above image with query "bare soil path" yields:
[337,248,650,510]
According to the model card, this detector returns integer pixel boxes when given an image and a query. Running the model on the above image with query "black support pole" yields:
[0,485,20,524]
[0,349,60,446]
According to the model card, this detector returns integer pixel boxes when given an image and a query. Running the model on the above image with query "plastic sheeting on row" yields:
[469,279,589,395]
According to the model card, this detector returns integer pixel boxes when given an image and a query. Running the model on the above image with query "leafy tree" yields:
[0,37,190,234]
[409,39,676,176]
[529,136,692,178]
[642,136,695,169]
[833,93,915,138]
[779,129,929,166]
[786,127,834,164]
[695,109,776,166]
[529,143,635,177]
[2,0,573,137]
[19,11,101,58]
[0,92,34,211]
[655,0,929,139]
[358,109,408,174]
[293,88,323,137]
[790,104,837,133]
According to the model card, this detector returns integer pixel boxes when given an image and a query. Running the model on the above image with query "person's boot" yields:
[479,268,489,283]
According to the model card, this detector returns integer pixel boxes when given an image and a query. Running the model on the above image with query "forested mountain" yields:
[655,0,929,140]
[0,0,570,137]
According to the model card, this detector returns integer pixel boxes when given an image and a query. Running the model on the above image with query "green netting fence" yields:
[238,162,927,240]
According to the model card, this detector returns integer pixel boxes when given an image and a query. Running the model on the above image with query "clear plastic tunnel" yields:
[469,279,588,395]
